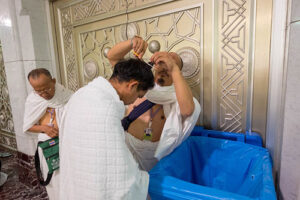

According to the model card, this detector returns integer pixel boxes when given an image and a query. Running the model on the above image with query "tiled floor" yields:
[0,147,48,200]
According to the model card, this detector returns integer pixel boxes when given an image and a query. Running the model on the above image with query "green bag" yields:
[34,137,59,186]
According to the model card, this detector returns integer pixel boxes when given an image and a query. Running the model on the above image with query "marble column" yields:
[279,0,300,199]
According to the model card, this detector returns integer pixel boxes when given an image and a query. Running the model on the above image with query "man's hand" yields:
[42,125,59,138]
[150,52,179,75]
[107,36,148,67]
[131,36,148,60]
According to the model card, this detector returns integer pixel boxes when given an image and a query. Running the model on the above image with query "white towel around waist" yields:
[125,132,159,171]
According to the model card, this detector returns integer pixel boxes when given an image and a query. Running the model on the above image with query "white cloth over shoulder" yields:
[23,83,73,133]
[145,83,201,160]
[59,77,149,200]
[23,83,73,200]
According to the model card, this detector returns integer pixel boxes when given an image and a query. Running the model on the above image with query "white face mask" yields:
[144,83,177,105]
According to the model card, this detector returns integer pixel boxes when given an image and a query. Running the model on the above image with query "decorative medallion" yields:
[103,47,111,58]
[83,60,99,79]
[176,47,200,79]
[120,23,140,41]
[148,40,161,53]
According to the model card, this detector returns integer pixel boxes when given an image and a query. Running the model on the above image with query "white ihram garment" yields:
[125,84,201,171]
[59,77,149,200]
[23,83,73,200]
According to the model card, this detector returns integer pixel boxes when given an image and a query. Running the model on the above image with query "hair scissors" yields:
[133,51,154,68]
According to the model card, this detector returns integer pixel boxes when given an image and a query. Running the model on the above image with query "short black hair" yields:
[110,59,154,91]
[27,68,52,80]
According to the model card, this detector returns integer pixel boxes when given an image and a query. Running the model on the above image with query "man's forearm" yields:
[107,40,132,67]
[28,125,45,133]
[172,67,195,118]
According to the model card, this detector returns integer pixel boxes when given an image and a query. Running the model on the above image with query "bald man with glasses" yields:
[23,68,73,200]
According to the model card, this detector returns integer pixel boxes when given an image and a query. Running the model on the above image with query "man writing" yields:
[23,68,73,200]
[59,54,154,199]
[107,37,201,171]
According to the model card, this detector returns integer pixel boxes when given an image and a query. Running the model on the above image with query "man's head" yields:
[28,68,56,100]
[109,59,154,105]
[154,52,183,86]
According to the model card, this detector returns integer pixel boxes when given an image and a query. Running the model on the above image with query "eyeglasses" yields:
[34,87,53,95]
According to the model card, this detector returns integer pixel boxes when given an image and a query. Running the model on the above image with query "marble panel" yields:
[13,0,53,62]
[280,22,300,200]
[291,0,300,22]
[14,0,36,61]
[3,61,27,127]
[2,61,34,155]
[0,0,22,62]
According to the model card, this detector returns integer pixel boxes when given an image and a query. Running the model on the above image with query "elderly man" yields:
[23,68,73,200]
[107,37,201,171]
[59,55,154,199]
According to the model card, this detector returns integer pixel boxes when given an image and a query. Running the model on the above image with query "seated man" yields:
[107,37,201,171]
[59,58,154,199]
[23,68,73,200]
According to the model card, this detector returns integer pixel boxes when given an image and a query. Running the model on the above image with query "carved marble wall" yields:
[55,0,179,91]
[0,41,17,150]
[54,0,203,120]
[52,0,273,138]
[217,0,250,133]
[78,6,202,91]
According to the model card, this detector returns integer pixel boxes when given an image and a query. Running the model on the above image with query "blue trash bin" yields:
[149,136,276,200]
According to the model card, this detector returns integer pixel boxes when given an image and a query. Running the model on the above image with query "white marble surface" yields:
[280,22,300,200]
[16,0,52,61]
[291,0,300,22]
[3,61,27,136]
[0,0,22,63]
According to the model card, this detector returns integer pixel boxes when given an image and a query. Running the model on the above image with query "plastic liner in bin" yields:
[191,126,263,147]
[149,136,276,200]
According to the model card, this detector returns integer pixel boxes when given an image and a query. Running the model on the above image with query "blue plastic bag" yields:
[149,136,276,200]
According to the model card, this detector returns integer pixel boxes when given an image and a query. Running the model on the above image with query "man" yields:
[107,36,201,171]
[23,68,73,200]
[59,55,154,199]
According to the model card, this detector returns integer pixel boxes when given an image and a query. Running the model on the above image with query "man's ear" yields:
[128,80,139,91]
[52,78,56,84]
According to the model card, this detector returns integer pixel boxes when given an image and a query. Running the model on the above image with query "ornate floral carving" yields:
[0,131,17,150]
[72,0,115,23]
[70,0,171,24]
[61,7,72,27]
[61,12,79,91]
[0,42,16,150]
[0,43,15,134]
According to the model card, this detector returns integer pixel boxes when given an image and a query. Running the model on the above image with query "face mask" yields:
[145,83,177,105]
